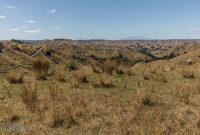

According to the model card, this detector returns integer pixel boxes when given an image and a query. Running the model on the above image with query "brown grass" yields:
[102,60,118,75]
[181,68,195,79]
[54,68,66,82]
[21,79,38,112]
[142,68,167,83]
[32,57,50,80]
[93,73,114,88]
[196,80,200,94]
[74,69,88,83]
[135,84,155,106]
[69,78,79,88]
[116,64,133,75]
[142,70,154,80]
[90,61,102,73]
[175,84,193,105]
[7,71,24,84]
[154,73,168,83]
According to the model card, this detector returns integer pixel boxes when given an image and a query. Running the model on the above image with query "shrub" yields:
[32,57,50,80]
[66,61,78,71]
[93,73,113,88]
[21,79,38,112]
[102,60,118,75]
[7,71,24,84]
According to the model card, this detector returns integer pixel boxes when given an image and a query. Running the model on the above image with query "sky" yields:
[1,0,200,40]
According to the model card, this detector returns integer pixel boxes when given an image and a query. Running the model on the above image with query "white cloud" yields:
[52,26,61,30]
[5,5,17,9]
[195,27,200,31]
[9,28,19,31]
[24,29,41,34]
[0,16,6,19]
[47,9,56,13]
[25,20,36,24]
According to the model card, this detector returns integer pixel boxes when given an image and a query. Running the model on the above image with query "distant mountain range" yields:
[123,36,150,40]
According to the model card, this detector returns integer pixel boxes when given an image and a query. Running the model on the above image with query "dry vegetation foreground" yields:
[1,48,200,134]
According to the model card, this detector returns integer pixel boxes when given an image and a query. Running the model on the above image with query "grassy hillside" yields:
[0,40,200,134]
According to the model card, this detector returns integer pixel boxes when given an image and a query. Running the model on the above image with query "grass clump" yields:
[182,68,195,79]
[93,73,114,88]
[21,79,38,112]
[116,64,133,75]
[90,61,102,73]
[7,71,24,84]
[32,57,50,80]
[74,69,88,83]
[102,60,118,75]
[54,68,66,82]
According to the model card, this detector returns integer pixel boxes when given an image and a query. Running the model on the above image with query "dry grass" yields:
[174,84,194,105]
[7,71,24,84]
[90,61,102,73]
[69,78,79,88]
[32,57,50,80]
[135,84,155,106]
[142,69,154,80]
[181,68,195,79]
[116,64,133,75]
[74,68,88,83]
[93,73,114,88]
[48,81,59,100]
[154,72,168,83]
[53,68,66,82]
[141,68,167,83]
[102,60,118,75]
[195,80,200,94]
[21,79,38,112]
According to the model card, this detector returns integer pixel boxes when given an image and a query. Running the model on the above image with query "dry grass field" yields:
[1,40,200,134]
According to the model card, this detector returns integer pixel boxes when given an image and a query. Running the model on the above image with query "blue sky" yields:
[0,0,200,40]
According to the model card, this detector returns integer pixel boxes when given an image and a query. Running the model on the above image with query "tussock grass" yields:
[21,79,38,112]
[181,68,195,79]
[93,73,114,88]
[74,69,88,83]
[102,60,118,75]
[7,71,24,84]
[116,64,133,75]
[54,67,66,82]
[174,84,193,105]
[142,68,167,83]
[69,78,79,88]
[90,61,102,73]
[32,57,50,80]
